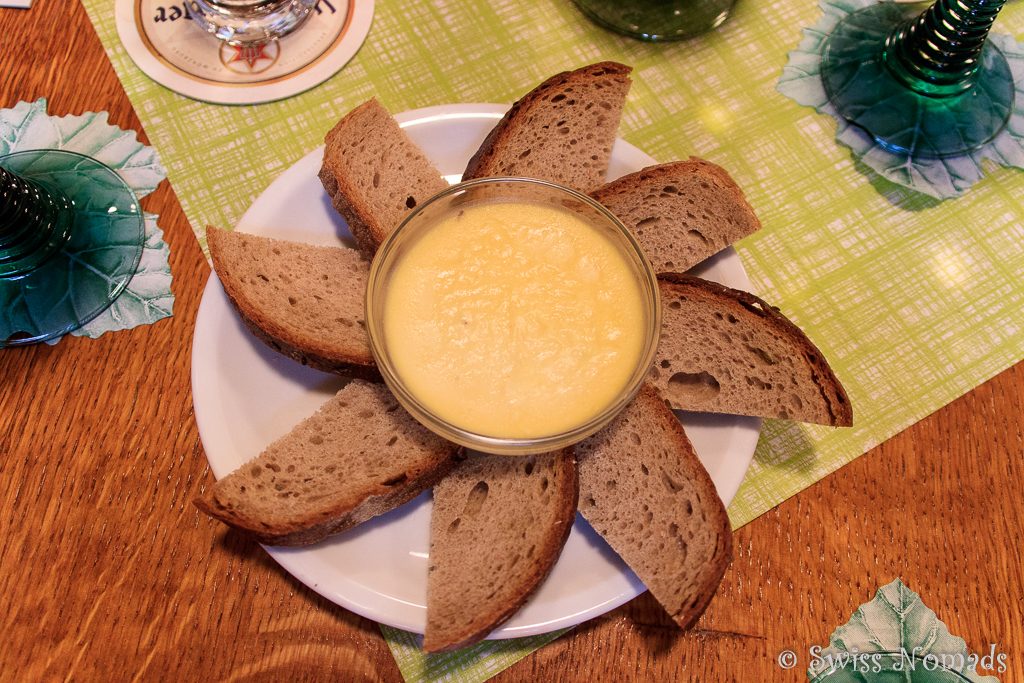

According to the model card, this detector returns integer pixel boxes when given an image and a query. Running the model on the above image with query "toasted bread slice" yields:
[194,381,462,546]
[424,450,578,652]
[319,99,448,257]
[654,275,852,425]
[577,384,732,629]
[207,226,377,379]
[463,62,632,193]
[590,158,761,276]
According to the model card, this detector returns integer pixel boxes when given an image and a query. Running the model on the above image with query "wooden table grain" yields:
[1,3,1020,681]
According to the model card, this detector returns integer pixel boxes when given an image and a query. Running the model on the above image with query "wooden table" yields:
[2,3,1020,681]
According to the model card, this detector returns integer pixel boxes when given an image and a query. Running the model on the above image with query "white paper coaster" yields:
[115,0,374,105]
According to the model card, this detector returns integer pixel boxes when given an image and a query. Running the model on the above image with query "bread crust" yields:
[207,226,379,380]
[658,274,853,426]
[641,384,731,628]
[318,99,390,257]
[423,449,579,652]
[462,61,632,189]
[194,448,463,547]
[590,157,761,275]
[593,157,750,201]
[318,99,446,258]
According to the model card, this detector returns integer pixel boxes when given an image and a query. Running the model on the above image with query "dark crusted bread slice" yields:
[424,450,578,652]
[590,158,762,276]
[318,98,448,257]
[577,383,732,629]
[194,380,462,546]
[653,274,853,426]
[207,226,377,379]
[462,62,632,193]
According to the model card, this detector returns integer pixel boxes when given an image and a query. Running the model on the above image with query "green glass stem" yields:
[820,0,1014,159]
[884,0,1007,96]
[0,166,74,278]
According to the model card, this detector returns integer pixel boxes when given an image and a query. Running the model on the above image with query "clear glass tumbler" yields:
[187,0,317,45]
[573,0,736,41]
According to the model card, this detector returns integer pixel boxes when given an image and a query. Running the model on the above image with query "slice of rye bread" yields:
[590,158,762,276]
[462,62,632,193]
[424,450,578,652]
[577,383,732,629]
[207,226,377,379]
[653,274,853,426]
[194,380,462,546]
[318,98,448,258]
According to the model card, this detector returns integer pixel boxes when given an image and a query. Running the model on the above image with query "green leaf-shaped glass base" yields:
[808,579,999,683]
[0,150,144,346]
[820,3,1014,159]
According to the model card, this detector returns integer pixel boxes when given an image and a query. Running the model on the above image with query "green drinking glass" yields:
[820,0,1013,158]
[0,149,145,346]
[573,0,736,41]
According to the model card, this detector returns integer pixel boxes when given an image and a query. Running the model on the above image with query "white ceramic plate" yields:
[192,104,761,638]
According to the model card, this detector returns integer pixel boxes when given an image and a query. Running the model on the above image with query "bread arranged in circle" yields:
[196,63,854,651]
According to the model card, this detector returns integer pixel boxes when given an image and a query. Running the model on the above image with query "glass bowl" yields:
[365,177,661,455]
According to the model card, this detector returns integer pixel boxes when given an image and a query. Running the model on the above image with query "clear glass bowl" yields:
[365,177,661,456]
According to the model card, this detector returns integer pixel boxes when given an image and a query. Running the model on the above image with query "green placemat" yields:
[79,1,1024,680]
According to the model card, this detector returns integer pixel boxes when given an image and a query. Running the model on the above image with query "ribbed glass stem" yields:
[884,0,1007,96]
[0,165,73,278]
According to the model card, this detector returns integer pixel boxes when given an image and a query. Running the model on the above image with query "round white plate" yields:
[192,104,761,638]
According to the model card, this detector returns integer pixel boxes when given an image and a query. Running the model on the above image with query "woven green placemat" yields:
[79,1,1024,680]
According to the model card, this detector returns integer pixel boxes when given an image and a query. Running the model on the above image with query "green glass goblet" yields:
[820,0,1013,159]
[0,150,145,347]
[573,0,736,41]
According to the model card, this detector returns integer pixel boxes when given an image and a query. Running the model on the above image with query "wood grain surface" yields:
[1,3,1020,681]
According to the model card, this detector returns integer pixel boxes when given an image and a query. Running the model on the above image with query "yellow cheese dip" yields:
[382,201,646,438]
